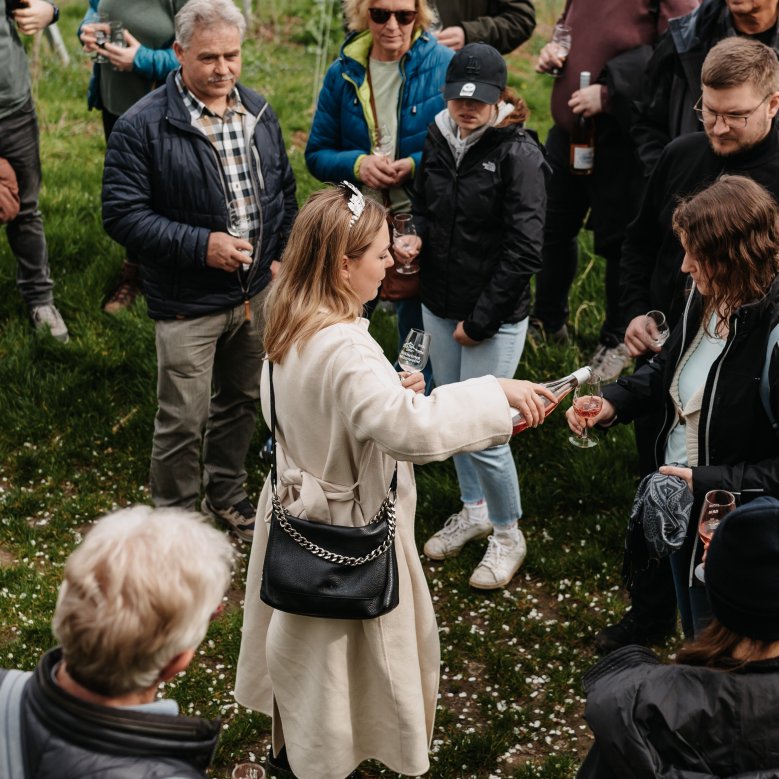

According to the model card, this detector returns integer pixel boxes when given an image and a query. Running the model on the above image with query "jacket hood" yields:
[433,101,518,166]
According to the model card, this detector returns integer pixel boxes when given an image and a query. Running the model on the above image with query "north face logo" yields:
[465,56,480,76]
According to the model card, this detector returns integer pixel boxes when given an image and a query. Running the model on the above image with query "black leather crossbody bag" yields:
[259,362,400,619]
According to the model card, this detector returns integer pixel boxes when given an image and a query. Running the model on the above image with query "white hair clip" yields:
[342,181,365,228]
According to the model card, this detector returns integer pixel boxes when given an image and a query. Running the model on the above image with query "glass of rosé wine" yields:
[568,375,603,448]
[694,489,736,582]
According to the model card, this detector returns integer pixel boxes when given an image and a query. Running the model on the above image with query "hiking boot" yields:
[591,342,631,383]
[30,304,69,342]
[201,496,256,542]
[527,317,569,346]
[469,531,527,589]
[423,507,492,560]
[594,610,676,654]
[104,260,142,314]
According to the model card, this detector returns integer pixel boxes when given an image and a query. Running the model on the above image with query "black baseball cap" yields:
[443,43,507,104]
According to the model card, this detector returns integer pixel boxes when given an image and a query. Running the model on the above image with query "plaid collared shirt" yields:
[175,71,260,242]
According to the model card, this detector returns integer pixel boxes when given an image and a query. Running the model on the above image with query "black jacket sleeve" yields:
[463,136,548,341]
[619,149,670,324]
[458,0,535,54]
[630,31,678,177]
[102,115,210,271]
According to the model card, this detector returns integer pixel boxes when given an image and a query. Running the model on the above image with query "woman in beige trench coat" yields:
[234,184,555,779]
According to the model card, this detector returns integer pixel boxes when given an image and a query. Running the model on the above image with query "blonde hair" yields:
[264,185,387,363]
[52,506,234,696]
[343,0,436,34]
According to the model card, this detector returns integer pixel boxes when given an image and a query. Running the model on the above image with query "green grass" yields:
[0,2,665,777]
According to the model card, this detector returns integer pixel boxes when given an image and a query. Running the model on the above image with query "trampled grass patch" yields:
[0,2,653,777]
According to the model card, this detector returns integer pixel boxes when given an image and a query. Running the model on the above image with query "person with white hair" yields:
[0,506,234,778]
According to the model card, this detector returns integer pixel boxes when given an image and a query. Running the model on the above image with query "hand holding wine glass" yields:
[568,375,603,448]
[537,24,571,76]
[227,200,253,265]
[694,489,736,582]
[393,214,420,275]
[645,310,670,348]
[398,329,431,374]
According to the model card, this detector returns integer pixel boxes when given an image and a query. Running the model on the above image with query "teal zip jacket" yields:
[305,29,453,186]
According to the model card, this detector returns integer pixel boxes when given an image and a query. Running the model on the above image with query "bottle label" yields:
[572,145,594,170]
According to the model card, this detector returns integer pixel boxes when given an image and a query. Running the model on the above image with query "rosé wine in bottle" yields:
[511,366,592,434]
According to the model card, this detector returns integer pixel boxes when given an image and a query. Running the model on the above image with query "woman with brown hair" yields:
[576,495,779,778]
[566,175,779,639]
[233,184,555,779]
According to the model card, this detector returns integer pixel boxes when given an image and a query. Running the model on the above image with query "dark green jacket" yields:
[435,0,535,54]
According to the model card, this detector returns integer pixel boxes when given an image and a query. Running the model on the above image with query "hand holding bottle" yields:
[497,379,558,429]
[565,396,616,436]
[568,84,603,118]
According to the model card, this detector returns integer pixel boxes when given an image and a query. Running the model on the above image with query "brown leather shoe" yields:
[104,260,142,314]
[104,279,141,313]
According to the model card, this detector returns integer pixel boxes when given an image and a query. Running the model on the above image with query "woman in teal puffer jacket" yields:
[306,0,453,382]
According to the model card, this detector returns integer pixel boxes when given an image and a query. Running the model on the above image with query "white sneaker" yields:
[423,507,492,560]
[591,343,631,383]
[30,304,69,343]
[469,532,527,589]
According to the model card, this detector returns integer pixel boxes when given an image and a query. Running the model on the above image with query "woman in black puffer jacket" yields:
[405,43,549,590]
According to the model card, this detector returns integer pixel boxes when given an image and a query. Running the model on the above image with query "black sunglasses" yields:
[368,7,417,25]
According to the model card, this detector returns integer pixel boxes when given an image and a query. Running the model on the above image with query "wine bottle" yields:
[511,366,593,434]
[569,71,595,176]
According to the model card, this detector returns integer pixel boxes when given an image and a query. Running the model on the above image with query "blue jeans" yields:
[422,305,527,526]
[670,541,712,639]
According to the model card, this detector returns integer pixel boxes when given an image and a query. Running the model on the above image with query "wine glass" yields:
[227,200,252,264]
[548,23,572,77]
[568,375,603,448]
[373,123,394,159]
[392,213,420,275]
[398,329,431,375]
[694,489,736,582]
[232,763,266,779]
[645,310,670,348]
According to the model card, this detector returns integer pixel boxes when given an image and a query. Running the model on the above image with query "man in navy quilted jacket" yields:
[102,0,297,541]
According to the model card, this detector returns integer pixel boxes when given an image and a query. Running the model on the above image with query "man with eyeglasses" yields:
[633,0,779,176]
[595,37,779,656]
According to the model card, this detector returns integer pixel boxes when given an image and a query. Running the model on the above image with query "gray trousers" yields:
[0,99,54,307]
[150,288,268,509]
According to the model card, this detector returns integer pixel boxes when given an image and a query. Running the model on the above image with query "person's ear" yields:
[158,649,195,683]
[768,91,779,119]
[173,41,185,65]
[340,255,350,281]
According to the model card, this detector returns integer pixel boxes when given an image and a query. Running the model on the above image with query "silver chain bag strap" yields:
[259,362,400,619]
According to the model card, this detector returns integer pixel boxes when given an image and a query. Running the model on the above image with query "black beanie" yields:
[705,495,779,641]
